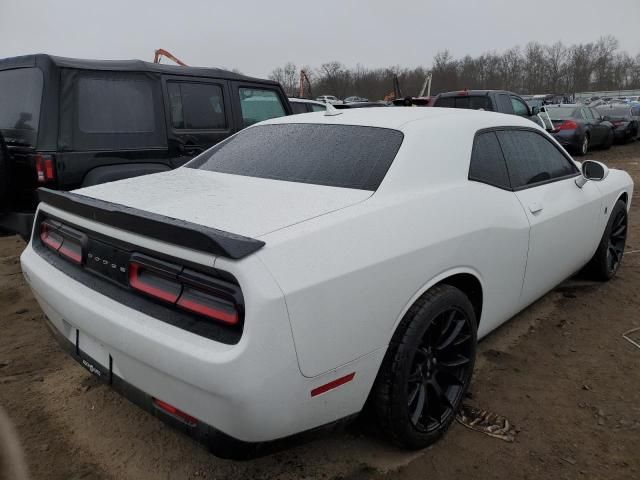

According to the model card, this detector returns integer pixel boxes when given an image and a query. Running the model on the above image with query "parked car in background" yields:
[315,95,342,105]
[543,104,614,155]
[22,108,633,459]
[288,98,327,114]
[335,101,386,109]
[0,54,291,238]
[433,90,538,118]
[596,104,640,142]
[344,96,369,103]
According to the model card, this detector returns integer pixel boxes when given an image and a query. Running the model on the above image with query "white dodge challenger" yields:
[21,108,633,458]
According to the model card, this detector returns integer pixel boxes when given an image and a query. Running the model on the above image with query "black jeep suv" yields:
[0,54,291,238]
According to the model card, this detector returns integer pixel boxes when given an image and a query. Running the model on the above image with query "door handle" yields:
[528,202,543,214]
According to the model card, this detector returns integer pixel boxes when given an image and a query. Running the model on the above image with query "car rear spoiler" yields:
[37,188,265,260]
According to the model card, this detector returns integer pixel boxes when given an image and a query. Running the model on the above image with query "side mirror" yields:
[575,160,609,188]
[531,106,540,115]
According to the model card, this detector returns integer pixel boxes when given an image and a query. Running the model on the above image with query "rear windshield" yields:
[0,67,43,146]
[434,95,492,110]
[545,107,577,120]
[187,123,404,190]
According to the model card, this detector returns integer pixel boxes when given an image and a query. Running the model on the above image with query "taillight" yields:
[557,120,578,131]
[33,153,55,184]
[128,261,182,303]
[128,254,240,326]
[611,120,624,127]
[177,286,238,325]
[39,220,84,264]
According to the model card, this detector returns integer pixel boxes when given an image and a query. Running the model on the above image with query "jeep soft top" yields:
[0,54,291,238]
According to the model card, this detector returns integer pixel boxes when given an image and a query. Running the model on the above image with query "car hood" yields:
[73,168,372,238]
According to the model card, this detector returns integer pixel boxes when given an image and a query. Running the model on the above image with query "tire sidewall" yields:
[382,285,477,448]
[591,200,627,280]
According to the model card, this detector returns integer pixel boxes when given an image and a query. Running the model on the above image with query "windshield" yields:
[545,107,577,120]
[187,123,404,190]
[0,67,43,146]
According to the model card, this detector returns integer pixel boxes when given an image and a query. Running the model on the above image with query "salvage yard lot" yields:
[1,142,639,480]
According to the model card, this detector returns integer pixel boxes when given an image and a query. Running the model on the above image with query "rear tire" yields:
[586,200,628,281]
[372,284,477,449]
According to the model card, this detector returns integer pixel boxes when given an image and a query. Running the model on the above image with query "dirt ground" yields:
[1,142,640,480]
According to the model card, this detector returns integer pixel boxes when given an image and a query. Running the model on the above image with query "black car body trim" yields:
[38,188,265,259]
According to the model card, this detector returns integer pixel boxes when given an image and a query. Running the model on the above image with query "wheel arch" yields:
[390,268,484,340]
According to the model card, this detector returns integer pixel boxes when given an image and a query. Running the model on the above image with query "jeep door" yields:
[161,76,233,166]
[229,82,290,130]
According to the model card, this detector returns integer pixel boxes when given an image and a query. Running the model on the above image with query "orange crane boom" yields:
[153,49,187,66]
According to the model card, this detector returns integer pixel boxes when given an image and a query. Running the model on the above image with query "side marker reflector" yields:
[310,372,356,397]
[153,398,198,426]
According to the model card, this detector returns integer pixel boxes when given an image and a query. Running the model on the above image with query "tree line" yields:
[269,36,640,101]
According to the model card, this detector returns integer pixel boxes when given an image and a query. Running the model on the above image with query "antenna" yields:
[324,103,343,116]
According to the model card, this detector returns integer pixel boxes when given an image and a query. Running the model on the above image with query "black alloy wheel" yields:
[587,199,628,281]
[406,307,474,433]
[606,207,627,274]
[372,284,477,449]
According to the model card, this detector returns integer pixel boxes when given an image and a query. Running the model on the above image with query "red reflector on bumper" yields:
[310,372,356,397]
[153,398,198,426]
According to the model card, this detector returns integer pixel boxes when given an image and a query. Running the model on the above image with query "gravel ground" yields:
[1,141,639,480]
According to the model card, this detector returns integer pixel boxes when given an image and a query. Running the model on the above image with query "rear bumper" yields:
[42,315,355,459]
[20,244,381,453]
[0,212,34,238]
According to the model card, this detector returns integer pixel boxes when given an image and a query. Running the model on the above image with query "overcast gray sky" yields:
[1,0,639,78]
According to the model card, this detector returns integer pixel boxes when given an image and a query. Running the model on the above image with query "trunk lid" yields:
[74,168,372,239]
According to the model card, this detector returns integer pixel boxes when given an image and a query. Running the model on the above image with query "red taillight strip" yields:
[310,372,356,397]
[128,263,181,303]
[58,244,82,264]
[153,398,198,426]
[40,223,63,251]
[177,295,238,325]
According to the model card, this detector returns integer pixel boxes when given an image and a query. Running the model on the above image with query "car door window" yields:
[496,94,513,113]
[468,131,510,189]
[167,82,227,130]
[497,129,578,189]
[510,97,529,116]
[239,88,287,127]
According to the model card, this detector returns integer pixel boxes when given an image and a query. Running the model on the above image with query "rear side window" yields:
[78,77,155,133]
[0,67,43,146]
[188,124,404,190]
[167,82,227,129]
[60,70,166,150]
[497,130,578,188]
[310,104,326,112]
[239,88,286,127]
[469,131,510,189]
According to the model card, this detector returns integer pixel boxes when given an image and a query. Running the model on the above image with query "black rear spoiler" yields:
[38,188,265,260]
